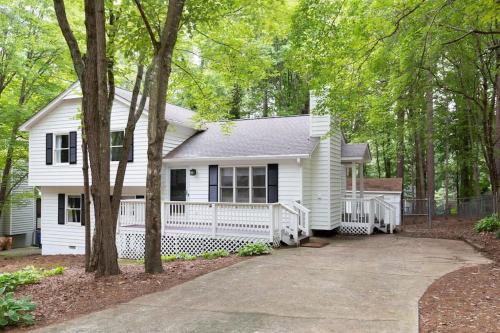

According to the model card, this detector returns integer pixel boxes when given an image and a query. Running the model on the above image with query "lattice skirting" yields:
[117,231,281,260]
[339,222,373,235]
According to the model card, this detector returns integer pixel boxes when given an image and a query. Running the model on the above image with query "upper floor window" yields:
[110,131,124,161]
[219,166,267,203]
[55,134,69,164]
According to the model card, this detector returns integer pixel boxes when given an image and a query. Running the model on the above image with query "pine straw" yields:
[400,219,500,332]
[1,254,245,331]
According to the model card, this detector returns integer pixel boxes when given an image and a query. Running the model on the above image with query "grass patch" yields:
[200,249,230,260]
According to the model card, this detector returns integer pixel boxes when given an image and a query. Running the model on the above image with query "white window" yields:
[55,134,69,164]
[66,195,81,223]
[110,131,124,161]
[220,167,234,202]
[219,166,267,203]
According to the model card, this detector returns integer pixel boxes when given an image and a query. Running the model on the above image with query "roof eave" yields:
[164,153,312,163]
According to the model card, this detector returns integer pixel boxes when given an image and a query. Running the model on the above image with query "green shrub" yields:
[474,215,500,233]
[160,255,177,262]
[200,249,230,260]
[0,291,36,327]
[176,252,197,261]
[496,229,500,239]
[0,266,65,292]
[237,243,271,257]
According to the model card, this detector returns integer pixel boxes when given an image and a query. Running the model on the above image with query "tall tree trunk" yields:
[444,141,449,213]
[54,0,122,276]
[494,35,500,211]
[425,73,435,215]
[396,108,405,179]
[415,129,426,213]
[375,143,381,178]
[262,88,269,117]
[0,78,26,220]
[136,0,185,274]
[82,136,91,272]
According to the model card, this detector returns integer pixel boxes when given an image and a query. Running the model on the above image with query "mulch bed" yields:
[0,254,246,331]
[400,218,500,332]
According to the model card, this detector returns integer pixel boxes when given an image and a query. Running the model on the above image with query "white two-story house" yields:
[20,83,396,259]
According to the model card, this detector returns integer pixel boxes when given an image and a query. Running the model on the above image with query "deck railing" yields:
[118,200,309,244]
[341,196,396,234]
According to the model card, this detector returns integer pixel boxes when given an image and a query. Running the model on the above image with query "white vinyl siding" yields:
[0,180,36,236]
[164,160,301,205]
[304,115,342,230]
[40,186,145,255]
[28,98,195,187]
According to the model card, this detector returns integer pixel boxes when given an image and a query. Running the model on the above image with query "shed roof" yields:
[346,178,403,192]
[341,143,371,162]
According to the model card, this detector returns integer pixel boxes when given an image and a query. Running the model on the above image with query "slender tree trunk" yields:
[444,141,449,213]
[140,0,185,274]
[425,72,435,215]
[263,88,269,117]
[415,129,426,213]
[396,108,405,179]
[494,36,500,211]
[82,137,91,272]
[375,143,381,178]
[0,78,26,220]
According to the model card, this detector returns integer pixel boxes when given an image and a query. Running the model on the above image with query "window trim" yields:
[110,130,125,162]
[218,166,267,203]
[54,133,70,165]
[65,195,82,224]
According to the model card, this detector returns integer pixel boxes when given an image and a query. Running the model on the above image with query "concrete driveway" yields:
[35,236,489,333]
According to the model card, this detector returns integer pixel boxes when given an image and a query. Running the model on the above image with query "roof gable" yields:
[19,82,196,131]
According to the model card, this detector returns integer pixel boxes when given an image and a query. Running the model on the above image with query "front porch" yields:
[117,200,310,259]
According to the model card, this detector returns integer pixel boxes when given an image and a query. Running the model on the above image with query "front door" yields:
[170,169,187,201]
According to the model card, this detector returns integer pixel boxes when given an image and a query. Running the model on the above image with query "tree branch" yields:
[133,0,159,49]
[53,0,85,81]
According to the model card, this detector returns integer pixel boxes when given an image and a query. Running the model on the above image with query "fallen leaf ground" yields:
[401,218,499,333]
[0,254,245,331]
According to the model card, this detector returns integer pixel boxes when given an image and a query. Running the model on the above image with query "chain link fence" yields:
[403,193,497,227]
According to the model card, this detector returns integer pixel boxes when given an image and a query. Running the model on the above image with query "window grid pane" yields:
[66,196,81,223]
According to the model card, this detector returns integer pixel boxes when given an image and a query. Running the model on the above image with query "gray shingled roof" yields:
[114,87,195,127]
[341,143,371,161]
[164,116,319,160]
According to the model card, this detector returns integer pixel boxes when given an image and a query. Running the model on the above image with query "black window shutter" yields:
[208,165,218,202]
[127,133,134,162]
[267,164,278,203]
[80,194,85,226]
[58,194,65,225]
[69,131,77,164]
[46,133,53,165]
[136,195,144,199]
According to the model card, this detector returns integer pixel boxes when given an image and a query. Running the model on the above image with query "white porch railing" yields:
[341,196,396,234]
[118,200,310,245]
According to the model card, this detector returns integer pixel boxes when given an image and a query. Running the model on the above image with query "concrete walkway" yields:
[35,236,489,333]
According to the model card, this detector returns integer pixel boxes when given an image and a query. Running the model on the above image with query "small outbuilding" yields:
[346,178,403,225]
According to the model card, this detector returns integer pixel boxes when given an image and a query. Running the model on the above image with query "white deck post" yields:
[270,204,275,242]
[160,202,165,234]
[212,203,217,236]
[359,163,364,199]
[351,162,357,199]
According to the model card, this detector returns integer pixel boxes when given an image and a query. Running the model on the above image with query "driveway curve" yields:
[35,236,489,333]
